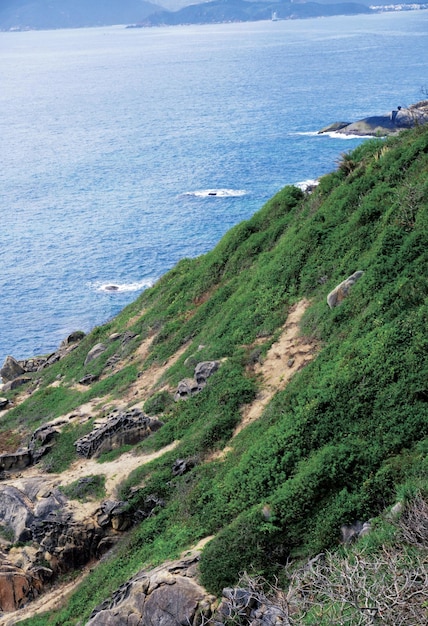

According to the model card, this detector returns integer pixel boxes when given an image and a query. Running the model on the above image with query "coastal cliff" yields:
[0,122,427,625]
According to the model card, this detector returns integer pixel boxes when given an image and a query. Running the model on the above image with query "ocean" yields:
[1,10,428,365]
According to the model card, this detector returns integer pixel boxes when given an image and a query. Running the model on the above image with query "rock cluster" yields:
[75,408,163,458]
[0,331,86,387]
[86,550,216,626]
[174,361,219,401]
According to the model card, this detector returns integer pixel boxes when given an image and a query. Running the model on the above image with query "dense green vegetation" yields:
[5,124,428,624]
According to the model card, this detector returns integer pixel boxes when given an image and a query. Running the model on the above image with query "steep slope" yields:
[0,124,427,624]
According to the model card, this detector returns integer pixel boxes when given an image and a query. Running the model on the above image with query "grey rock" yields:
[327,270,364,308]
[1,376,32,391]
[174,378,200,401]
[79,374,99,385]
[194,360,219,384]
[172,457,197,477]
[75,408,163,458]
[319,101,428,137]
[84,343,107,366]
[86,552,215,626]
[60,330,86,348]
[0,485,35,543]
[0,356,25,383]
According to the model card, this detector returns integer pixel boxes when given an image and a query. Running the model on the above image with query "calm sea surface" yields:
[1,11,428,365]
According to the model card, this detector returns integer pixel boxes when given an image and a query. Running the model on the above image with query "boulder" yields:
[28,423,62,463]
[75,408,163,458]
[86,552,216,626]
[175,361,220,401]
[79,373,99,385]
[1,376,32,392]
[174,377,200,401]
[0,397,9,410]
[60,330,86,348]
[0,356,25,383]
[327,270,364,308]
[194,361,219,384]
[84,343,107,366]
[172,457,197,477]
[97,500,132,531]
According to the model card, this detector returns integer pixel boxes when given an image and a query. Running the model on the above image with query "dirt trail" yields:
[237,298,317,434]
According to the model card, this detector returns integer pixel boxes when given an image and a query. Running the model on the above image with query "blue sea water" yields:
[1,11,428,366]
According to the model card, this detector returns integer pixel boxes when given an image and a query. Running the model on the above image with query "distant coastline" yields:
[2,0,428,32]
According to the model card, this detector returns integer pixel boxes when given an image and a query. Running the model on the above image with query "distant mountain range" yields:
[0,0,161,30]
[136,0,372,27]
[0,0,423,30]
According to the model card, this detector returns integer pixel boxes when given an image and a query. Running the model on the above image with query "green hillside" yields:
[3,123,427,624]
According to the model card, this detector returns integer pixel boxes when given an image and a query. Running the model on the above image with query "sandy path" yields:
[237,298,317,434]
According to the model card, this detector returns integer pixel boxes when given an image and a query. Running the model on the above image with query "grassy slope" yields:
[4,124,427,624]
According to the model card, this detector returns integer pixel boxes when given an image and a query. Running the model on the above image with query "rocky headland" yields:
[318,99,428,136]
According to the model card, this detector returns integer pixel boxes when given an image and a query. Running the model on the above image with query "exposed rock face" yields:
[86,551,216,626]
[0,477,111,611]
[327,270,364,308]
[175,361,220,401]
[84,343,107,366]
[31,510,104,573]
[0,356,25,383]
[0,485,35,543]
[0,451,32,476]
[75,408,163,458]
[97,500,132,531]
[0,558,44,613]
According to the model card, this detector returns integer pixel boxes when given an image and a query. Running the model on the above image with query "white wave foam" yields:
[295,130,372,140]
[319,131,374,140]
[295,179,319,192]
[183,188,247,198]
[92,279,154,293]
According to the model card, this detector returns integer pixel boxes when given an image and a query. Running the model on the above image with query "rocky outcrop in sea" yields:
[319,100,428,137]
